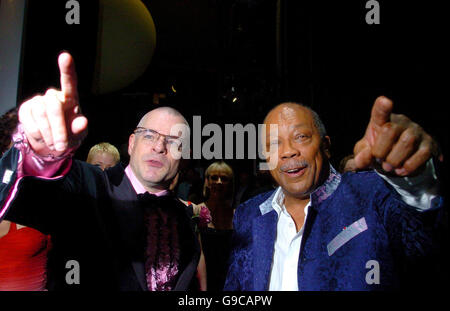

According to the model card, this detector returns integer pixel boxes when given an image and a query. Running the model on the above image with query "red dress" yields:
[0,222,51,291]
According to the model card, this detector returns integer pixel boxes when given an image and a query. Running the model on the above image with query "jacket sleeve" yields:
[376,173,444,259]
[375,174,446,287]
[0,124,74,223]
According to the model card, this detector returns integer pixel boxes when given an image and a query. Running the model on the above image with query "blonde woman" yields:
[197,161,235,291]
[199,161,234,230]
[86,142,120,170]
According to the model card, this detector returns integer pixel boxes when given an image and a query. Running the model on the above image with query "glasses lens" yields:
[167,138,182,149]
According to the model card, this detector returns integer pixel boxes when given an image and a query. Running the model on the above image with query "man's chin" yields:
[141,173,164,185]
[282,183,313,199]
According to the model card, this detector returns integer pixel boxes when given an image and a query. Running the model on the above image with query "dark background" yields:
[13,0,450,291]
[18,0,448,187]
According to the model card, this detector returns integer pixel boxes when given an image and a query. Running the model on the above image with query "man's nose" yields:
[280,140,300,159]
[152,136,167,153]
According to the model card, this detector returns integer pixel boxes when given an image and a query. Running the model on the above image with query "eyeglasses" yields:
[133,127,182,150]
[209,175,231,183]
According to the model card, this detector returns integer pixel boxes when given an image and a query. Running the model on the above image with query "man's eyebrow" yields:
[141,128,181,139]
[290,123,310,130]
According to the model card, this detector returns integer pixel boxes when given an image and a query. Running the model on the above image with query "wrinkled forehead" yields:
[141,111,189,137]
[263,105,316,137]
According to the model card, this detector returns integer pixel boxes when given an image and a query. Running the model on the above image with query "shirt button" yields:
[289,222,294,227]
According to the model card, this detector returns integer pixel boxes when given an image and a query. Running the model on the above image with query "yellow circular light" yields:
[92,0,156,94]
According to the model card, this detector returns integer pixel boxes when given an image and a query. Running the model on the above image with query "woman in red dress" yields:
[0,221,51,291]
[0,108,51,291]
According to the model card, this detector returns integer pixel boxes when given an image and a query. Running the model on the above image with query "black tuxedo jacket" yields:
[2,149,200,291]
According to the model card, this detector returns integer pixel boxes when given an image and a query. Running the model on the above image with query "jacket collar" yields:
[258,165,341,215]
[310,165,341,208]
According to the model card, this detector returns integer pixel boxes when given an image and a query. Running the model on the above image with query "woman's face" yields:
[207,169,232,198]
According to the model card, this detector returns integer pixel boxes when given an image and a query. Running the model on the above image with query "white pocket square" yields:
[327,217,368,256]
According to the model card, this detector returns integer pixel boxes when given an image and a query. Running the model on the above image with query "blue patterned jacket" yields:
[224,167,443,290]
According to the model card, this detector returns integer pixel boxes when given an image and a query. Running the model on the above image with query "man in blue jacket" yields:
[224,98,443,290]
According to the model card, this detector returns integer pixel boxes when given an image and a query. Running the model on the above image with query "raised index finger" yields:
[369,96,393,127]
[58,52,78,105]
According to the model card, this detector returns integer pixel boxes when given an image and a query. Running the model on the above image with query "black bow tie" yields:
[137,191,173,209]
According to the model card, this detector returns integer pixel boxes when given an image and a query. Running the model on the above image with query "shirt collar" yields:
[272,187,286,215]
[259,164,341,215]
[125,165,169,196]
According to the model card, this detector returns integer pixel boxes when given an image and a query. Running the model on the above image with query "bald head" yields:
[138,106,189,129]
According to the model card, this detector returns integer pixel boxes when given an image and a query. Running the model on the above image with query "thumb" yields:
[71,115,88,136]
[353,139,373,169]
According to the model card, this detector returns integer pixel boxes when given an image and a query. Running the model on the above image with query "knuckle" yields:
[396,114,411,124]
[371,149,383,159]
[400,131,416,146]
[381,122,393,132]
[396,113,407,120]
[45,88,58,96]
[32,105,47,120]
[418,146,431,159]
[385,153,401,167]
[18,103,30,121]
[45,101,64,118]
[382,123,399,138]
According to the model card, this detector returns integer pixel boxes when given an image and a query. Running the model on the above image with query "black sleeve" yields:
[2,154,104,235]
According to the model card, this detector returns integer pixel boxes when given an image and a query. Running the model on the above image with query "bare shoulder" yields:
[0,220,11,239]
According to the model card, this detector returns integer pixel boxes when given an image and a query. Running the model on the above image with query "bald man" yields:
[0,53,199,291]
[224,100,443,291]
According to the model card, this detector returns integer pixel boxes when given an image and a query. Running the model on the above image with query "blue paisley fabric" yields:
[224,167,443,291]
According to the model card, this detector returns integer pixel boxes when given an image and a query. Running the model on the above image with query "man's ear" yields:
[128,134,135,156]
[322,136,331,159]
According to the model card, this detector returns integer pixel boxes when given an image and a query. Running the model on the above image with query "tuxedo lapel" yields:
[131,261,147,290]
[252,210,277,290]
[107,165,148,291]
